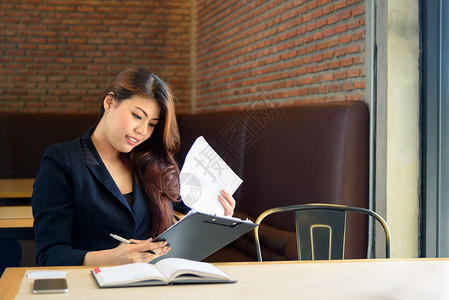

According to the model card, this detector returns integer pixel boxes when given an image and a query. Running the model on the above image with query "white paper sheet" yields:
[27,271,67,279]
[180,136,243,216]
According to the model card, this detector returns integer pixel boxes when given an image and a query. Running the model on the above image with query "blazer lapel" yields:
[81,130,130,211]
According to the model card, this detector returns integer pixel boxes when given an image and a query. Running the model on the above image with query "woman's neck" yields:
[91,124,121,164]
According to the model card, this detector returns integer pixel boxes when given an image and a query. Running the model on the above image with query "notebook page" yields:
[96,263,165,284]
[155,258,233,282]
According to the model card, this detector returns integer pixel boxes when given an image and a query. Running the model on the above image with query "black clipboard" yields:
[150,211,257,263]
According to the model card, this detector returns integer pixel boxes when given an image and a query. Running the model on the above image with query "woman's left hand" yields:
[218,190,236,216]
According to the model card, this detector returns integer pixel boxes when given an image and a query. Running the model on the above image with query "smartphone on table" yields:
[33,278,68,294]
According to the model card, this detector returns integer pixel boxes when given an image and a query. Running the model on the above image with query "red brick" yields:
[330,84,340,92]
[0,4,15,10]
[6,102,25,108]
[323,28,335,37]
[320,85,330,93]
[324,51,334,59]
[353,56,363,64]
[29,37,47,43]
[317,62,328,72]
[319,0,330,5]
[2,17,21,24]
[6,50,26,56]
[67,38,86,44]
[340,34,352,43]
[335,24,347,33]
[352,5,365,16]
[298,4,309,14]
[335,1,347,10]
[353,30,365,40]
[329,61,340,69]
[346,94,361,100]
[303,56,313,64]
[307,65,318,73]
[355,81,365,89]
[328,38,339,48]
[323,4,335,14]
[298,67,307,75]
[55,5,75,12]
[347,69,361,77]
[342,82,354,91]
[308,0,318,9]
[335,94,346,101]
[316,19,327,28]
[335,48,346,57]
[317,41,328,50]
[313,53,323,62]
[77,6,95,12]
[25,101,46,108]
[340,58,353,67]
[37,6,57,12]
[347,45,360,53]
[38,44,57,50]
[335,71,347,79]
[15,57,34,63]
[348,19,361,29]
[55,57,74,64]
[313,31,323,40]
[313,9,323,19]
[323,73,334,81]
[303,77,313,85]
[339,9,352,20]
[309,86,320,94]
[328,14,339,24]
[307,22,317,31]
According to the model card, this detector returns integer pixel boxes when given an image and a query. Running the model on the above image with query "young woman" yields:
[31,67,235,266]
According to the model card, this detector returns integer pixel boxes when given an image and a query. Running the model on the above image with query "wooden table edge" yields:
[2,258,448,299]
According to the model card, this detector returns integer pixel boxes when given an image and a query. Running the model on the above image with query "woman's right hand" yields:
[83,238,170,265]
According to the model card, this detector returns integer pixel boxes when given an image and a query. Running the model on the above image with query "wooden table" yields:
[0,206,34,238]
[0,179,34,238]
[1,259,449,299]
[0,179,34,199]
[0,206,33,229]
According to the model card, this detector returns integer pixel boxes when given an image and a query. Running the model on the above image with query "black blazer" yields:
[32,129,152,266]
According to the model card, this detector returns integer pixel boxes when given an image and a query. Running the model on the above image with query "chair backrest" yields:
[254,203,391,261]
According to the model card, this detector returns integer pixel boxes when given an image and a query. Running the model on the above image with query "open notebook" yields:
[91,258,236,287]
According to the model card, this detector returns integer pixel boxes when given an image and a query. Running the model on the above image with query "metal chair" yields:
[254,203,391,261]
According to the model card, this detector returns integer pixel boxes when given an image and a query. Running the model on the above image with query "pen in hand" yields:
[110,233,156,255]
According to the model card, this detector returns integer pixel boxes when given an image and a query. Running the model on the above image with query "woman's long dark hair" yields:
[100,67,180,237]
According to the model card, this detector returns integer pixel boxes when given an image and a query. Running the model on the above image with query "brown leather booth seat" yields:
[176,101,369,261]
[0,113,99,179]
[0,100,369,262]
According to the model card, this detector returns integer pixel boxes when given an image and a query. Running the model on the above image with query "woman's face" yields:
[102,95,161,154]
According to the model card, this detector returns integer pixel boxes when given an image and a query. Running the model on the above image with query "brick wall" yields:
[1,0,367,114]
[195,0,366,112]
[0,0,191,114]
